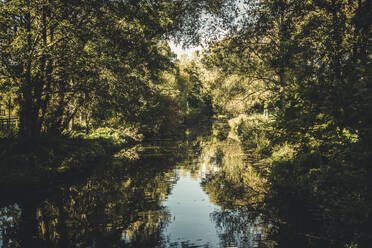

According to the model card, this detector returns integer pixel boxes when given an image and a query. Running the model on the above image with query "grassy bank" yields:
[0,127,142,196]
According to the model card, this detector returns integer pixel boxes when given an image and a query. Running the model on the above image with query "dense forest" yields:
[0,0,371,247]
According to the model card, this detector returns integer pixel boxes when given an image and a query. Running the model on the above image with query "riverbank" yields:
[227,113,372,248]
[0,116,211,200]
[0,118,217,248]
[0,127,143,200]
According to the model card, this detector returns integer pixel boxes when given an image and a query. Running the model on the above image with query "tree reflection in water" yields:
[197,131,271,248]
[1,120,335,248]
[0,121,214,248]
[0,152,182,247]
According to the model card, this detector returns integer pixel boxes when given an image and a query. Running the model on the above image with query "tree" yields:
[201,0,372,246]
[0,0,230,140]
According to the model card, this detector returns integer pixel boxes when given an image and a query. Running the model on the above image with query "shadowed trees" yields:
[0,0,228,140]
[201,0,372,247]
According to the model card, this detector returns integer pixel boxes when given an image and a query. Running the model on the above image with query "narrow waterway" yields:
[0,122,267,248]
[162,169,221,247]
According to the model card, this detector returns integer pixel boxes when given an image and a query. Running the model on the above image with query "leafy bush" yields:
[236,114,273,159]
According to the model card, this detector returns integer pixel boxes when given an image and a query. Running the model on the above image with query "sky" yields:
[168,41,202,60]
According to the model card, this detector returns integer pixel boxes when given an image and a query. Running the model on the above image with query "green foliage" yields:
[174,54,214,122]
[0,0,223,139]
[202,41,272,117]
[0,0,370,246]
[236,115,273,160]
[212,120,230,141]
[0,127,140,188]
[0,127,18,139]
[200,0,372,246]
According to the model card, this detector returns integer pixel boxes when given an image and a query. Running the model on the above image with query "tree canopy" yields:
[0,0,225,139]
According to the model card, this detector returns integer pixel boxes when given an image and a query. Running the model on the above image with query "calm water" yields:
[0,122,267,248]
[162,169,221,247]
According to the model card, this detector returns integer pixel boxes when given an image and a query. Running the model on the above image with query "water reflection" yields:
[0,120,271,248]
[195,131,268,248]
[0,153,180,247]
[156,120,269,248]
[0,204,21,247]
[162,169,220,247]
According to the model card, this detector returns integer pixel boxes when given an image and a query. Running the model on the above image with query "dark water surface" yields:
[0,122,267,248]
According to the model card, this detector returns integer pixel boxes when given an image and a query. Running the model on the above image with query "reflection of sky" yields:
[0,204,21,248]
[160,137,265,248]
[162,170,221,247]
